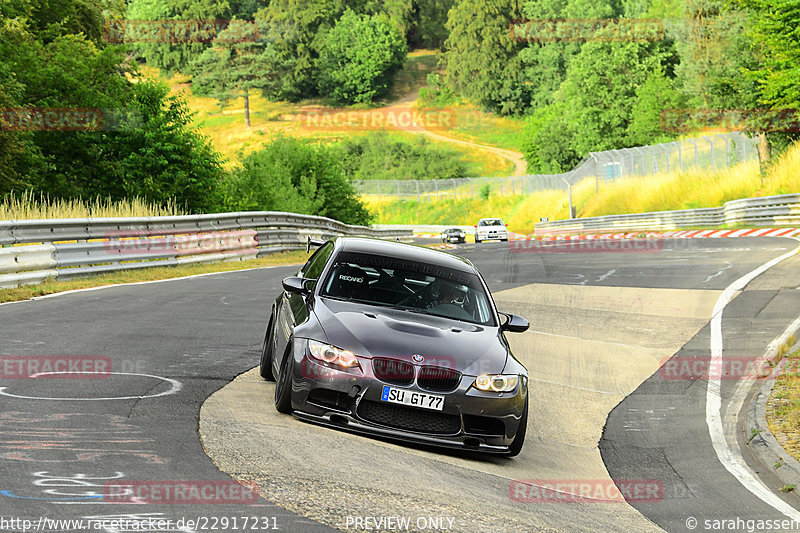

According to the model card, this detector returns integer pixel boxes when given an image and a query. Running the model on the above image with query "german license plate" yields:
[381,386,444,411]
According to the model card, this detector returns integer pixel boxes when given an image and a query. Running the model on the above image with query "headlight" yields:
[474,374,519,392]
[308,340,359,368]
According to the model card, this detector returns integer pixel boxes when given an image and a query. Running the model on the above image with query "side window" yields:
[300,242,334,280]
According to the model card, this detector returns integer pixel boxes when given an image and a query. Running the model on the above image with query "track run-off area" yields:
[1,236,799,532]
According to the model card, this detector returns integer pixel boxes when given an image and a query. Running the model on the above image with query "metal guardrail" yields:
[534,194,800,234]
[0,212,411,289]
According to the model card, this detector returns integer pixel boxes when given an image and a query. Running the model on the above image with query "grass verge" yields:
[0,250,311,304]
[766,337,800,463]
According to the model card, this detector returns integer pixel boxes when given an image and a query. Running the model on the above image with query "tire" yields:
[274,341,294,414]
[501,238,508,242]
[259,314,275,381]
[504,398,528,457]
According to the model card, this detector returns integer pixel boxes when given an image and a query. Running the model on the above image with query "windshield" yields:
[320,251,496,326]
[479,219,504,226]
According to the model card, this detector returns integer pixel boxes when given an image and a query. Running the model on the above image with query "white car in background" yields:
[474,218,509,243]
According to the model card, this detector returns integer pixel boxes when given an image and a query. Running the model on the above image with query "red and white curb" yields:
[528,228,800,241]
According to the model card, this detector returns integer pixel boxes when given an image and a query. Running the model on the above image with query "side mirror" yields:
[282,276,311,294]
[499,312,529,333]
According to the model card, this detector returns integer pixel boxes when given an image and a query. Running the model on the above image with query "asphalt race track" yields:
[1,237,799,533]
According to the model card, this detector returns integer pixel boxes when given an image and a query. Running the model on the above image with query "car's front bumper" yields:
[477,232,508,241]
[289,346,527,453]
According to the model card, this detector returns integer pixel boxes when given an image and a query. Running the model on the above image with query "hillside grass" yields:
[139,50,517,176]
[369,141,800,233]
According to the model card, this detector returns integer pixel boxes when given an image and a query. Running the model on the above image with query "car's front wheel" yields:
[274,342,294,414]
[504,398,528,457]
[259,314,275,381]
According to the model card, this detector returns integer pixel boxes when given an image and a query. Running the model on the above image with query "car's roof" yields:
[479,218,503,222]
[334,237,475,272]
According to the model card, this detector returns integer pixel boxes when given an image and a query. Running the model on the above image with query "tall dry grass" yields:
[1,191,186,220]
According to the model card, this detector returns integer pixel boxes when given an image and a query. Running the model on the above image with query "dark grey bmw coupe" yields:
[260,237,530,456]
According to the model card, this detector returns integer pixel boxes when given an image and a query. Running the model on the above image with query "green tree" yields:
[443,0,529,114]
[523,33,676,170]
[254,0,347,101]
[627,66,684,146]
[736,0,800,110]
[191,20,276,126]
[673,0,758,110]
[518,0,623,108]
[0,11,225,211]
[110,81,224,213]
[316,10,407,104]
[408,0,453,49]
[1,0,106,46]
[521,101,581,172]
[124,0,231,75]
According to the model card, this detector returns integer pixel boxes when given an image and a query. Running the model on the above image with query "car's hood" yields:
[312,298,508,375]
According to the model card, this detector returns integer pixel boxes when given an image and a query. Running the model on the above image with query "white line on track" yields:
[706,240,800,520]
[0,371,182,401]
[0,264,300,308]
[596,269,616,282]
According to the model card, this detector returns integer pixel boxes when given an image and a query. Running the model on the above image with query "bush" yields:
[316,10,407,104]
[338,132,469,181]
[221,135,372,225]
[419,73,457,107]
